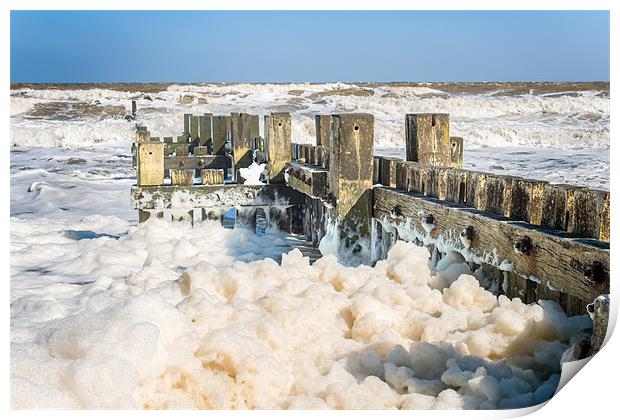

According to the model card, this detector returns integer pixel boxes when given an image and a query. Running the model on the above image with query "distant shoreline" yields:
[10,81,610,96]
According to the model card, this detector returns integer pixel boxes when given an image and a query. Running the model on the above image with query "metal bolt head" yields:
[584,261,605,284]
[514,236,533,256]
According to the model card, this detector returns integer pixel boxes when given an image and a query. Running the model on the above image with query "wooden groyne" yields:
[131,110,610,354]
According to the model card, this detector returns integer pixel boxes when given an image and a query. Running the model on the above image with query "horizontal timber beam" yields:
[285,162,329,199]
[131,184,306,210]
[373,187,609,310]
[164,155,227,171]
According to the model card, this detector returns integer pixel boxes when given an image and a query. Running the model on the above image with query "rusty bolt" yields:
[421,213,435,226]
[584,261,605,284]
[460,225,475,242]
[514,236,532,256]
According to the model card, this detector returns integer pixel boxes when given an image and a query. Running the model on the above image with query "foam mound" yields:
[10,237,590,409]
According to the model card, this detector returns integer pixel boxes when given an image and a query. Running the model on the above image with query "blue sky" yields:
[10,10,609,83]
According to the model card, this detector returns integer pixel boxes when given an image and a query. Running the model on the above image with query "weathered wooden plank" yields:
[302,144,310,163]
[465,171,488,211]
[449,136,463,168]
[407,163,423,194]
[193,146,210,156]
[170,169,194,186]
[373,187,609,313]
[507,178,547,224]
[573,188,609,240]
[201,168,225,185]
[136,130,150,143]
[330,113,374,242]
[599,191,610,242]
[131,184,306,210]
[269,204,304,234]
[373,157,381,185]
[175,145,189,157]
[199,114,212,146]
[315,146,328,168]
[183,114,192,136]
[190,115,200,142]
[329,114,374,225]
[212,115,231,156]
[406,113,459,167]
[445,168,467,205]
[164,155,227,171]
[484,174,509,215]
[505,270,527,300]
[315,115,331,147]
[541,184,573,231]
[379,157,401,188]
[308,146,316,165]
[379,162,610,236]
[265,113,292,183]
[231,113,254,174]
[426,166,447,200]
[589,294,609,353]
[164,142,190,156]
[285,162,329,199]
[394,160,412,191]
[303,196,329,245]
[137,142,164,186]
[291,143,299,160]
[245,113,260,142]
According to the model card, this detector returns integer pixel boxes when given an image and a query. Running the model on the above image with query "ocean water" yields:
[10,82,608,409]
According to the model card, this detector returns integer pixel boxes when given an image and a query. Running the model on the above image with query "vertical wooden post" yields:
[330,113,374,262]
[201,169,225,185]
[190,115,200,143]
[405,113,462,168]
[599,192,610,242]
[244,113,260,143]
[373,156,381,185]
[379,157,401,188]
[135,130,150,143]
[265,112,292,183]
[212,115,231,156]
[175,145,189,156]
[183,114,192,136]
[131,100,137,117]
[465,171,487,211]
[590,294,610,353]
[193,146,210,156]
[507,178,547,224]
[541,184,571,231]
[573,188,609,240]
[231,113,253,173]
[484,174,508,215]
[137,142,164,186]
[170,169,194,186]
[199,114,212,146]
[445,168,466,204]
[450,136,463,168]
[315,115,331,147]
